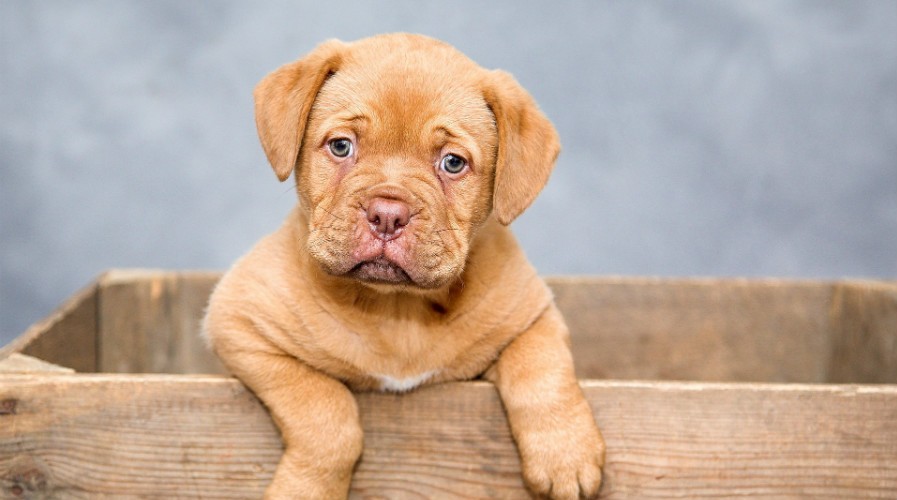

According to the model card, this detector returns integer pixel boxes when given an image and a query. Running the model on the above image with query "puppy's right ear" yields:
[254,40,346,181]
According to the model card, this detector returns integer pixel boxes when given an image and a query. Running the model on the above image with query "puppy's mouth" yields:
[349,257,412,285]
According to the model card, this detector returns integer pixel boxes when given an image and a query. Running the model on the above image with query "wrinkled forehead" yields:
[309,43,498,153]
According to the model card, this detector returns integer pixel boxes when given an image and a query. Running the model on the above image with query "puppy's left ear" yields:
[254,40,346,181]
[482,70,561,225]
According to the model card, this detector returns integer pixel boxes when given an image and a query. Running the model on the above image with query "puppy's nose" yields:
[366,197,410,238]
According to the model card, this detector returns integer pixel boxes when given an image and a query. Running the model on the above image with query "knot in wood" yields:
[4,456,50,496]
[0,398,17,416]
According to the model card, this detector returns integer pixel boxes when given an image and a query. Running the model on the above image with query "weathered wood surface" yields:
[0,280,97,373]
[553,277,838,382]
[97,270,224,375]
[0,354,73,374]
[10,270,894,384]
[828,281,897,383]
[1,374,895,498]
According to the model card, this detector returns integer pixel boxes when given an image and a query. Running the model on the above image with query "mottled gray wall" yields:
[2,0,895,344]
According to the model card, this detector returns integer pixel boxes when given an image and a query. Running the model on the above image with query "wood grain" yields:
[552,277,838,383]
[3,271,895,497]
[0,279,98,373]
[1,374,895,498]
[828,281,897,383]
[8,271,894,384]
[0,354,73,374]
[97,270,224,374]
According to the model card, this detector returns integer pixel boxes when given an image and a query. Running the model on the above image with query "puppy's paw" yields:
[518,418,605,500]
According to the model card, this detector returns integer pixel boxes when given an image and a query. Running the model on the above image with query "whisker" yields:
[320,206,346,222]
[280,184,298,197]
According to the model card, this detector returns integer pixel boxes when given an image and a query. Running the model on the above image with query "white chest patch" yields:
[375,370,438,392]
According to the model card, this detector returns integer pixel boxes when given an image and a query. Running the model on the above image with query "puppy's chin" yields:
[349,257,412,285]
[312,252,459,293]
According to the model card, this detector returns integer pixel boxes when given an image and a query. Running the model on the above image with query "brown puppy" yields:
[203,33,605,499]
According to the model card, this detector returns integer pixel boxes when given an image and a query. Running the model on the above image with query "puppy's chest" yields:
[338,319,493,391]
[373,370,440,392]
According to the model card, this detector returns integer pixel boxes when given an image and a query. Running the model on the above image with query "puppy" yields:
[204,33,605,499]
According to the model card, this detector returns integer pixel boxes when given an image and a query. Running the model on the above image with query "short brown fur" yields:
[204,33,604,499]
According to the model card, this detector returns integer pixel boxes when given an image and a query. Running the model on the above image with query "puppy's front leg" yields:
[486,305,605,500]
[219,345,363,499]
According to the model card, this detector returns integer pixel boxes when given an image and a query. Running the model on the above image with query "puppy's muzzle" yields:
[365,197,411,241]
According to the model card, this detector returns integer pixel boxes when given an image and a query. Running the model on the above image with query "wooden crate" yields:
[1,270,895,498]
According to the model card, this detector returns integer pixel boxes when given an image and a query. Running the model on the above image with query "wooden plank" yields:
[97,270,224,374]
[1,374,895,498]
[0,354,74,374]
[8,272,895,382]
[551,277,836,383]
[173,273,227,374]
[0,373,280,499]
[0,280,98,373]
[828,281,897,383]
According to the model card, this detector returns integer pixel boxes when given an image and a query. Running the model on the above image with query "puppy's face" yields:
[254,34,560,290]
[300,44,498,289]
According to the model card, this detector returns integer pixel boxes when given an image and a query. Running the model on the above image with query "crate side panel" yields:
[0,374,280,498]
[551,279,835,382]
[828,282,897,383]
[98,272,225,374]
[99,275,174,373]
[1,375,895,498]
[0,282,98,373]
[170,274,226,374]
[589,381,897,498]
[0,353,75,373]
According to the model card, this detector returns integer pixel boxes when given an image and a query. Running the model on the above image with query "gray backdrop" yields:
[2,0,896,344]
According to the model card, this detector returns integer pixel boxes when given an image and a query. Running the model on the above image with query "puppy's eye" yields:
[328,138,354,158]
[439,154,467,175]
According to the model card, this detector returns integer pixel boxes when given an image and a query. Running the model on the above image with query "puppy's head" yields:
[254,34,559,290]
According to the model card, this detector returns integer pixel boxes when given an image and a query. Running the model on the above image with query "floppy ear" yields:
[482,70,561,225]
[254,40,346,181]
